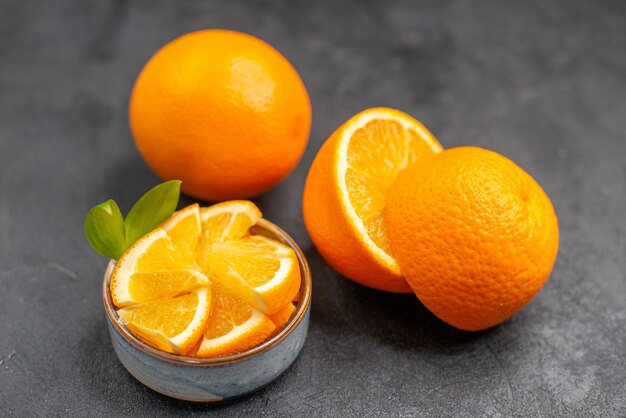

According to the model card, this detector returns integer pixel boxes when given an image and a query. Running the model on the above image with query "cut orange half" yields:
[303,107,443,292]
[117,288,211,355]
[196,285,276,357]
[208,235,301,315]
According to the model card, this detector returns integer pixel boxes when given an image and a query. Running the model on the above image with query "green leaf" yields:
[124,180,181,248]
[84,199,126,260]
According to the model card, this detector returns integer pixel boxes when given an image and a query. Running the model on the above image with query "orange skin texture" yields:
[129,30,311,201]
[386,147,559,331]
[303,126,412,294]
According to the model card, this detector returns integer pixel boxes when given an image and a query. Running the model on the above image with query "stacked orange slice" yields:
[110,201,301,356]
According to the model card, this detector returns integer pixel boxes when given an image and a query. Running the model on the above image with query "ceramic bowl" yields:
[102,219,312,402]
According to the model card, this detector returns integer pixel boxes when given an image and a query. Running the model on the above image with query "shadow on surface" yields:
[107,243,502,412]
[303,244,494,352]
[86,163,497,411]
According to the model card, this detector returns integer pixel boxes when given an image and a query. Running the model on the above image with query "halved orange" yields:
[208,235,301,315]
[303,107,443,292]
[196,284,276,357]
[117,288,211,355]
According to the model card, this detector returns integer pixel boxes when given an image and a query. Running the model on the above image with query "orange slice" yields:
[196,285,276,357]
[303,107,443,292]
[161,203,201,265]
[112,269,209,307]
[208,235,301,315]
[111,228,196,306]
[112,205,206,307]
[268,302,296,329]
[196,200,262,269]
[117,288,211,355]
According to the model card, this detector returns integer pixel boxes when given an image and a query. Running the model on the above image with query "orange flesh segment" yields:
[204,285,254,339]
[119,293,199,338]
[196,285,276,357]
[345,119,440,255]
[196,201,261,269]
[208,235,301,314]
[134,234,192,272]
[161,203,201,264]
[117,289,211,355]
[268,303,296,329]
[126,270,208,304]
[214,254,282,287]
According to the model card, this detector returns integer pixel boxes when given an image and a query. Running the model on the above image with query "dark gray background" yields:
[1,0,625,416]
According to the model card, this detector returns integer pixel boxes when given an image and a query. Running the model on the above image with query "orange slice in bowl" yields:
[161,203,201,264]
[112,269,209,307]
[196,200,262,269]
[303,107,443,292]
[196,285,276,357]
[268,302,296,329]
[208,235,301,315]
[110,228,197,307]
[117,288,211,355]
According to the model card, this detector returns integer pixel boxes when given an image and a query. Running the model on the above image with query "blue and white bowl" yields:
[102,219,312,402]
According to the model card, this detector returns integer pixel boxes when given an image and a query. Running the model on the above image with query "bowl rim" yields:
[102,217,312,367]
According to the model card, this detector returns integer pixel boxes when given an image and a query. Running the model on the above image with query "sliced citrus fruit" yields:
[207,235,301,315]
[110,203,208,307]
[196,285,276,357]
[117,288,211,355]
[112,269,209,307]
[109,200,302,358]
[196,200,262,269]
[161,203,201,265]
[111,228,195,306]
[303,107,443,292]
[268,302,296,329]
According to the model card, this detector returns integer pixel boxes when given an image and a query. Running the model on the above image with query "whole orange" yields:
[129,30,311,201]
[386,147,559,331]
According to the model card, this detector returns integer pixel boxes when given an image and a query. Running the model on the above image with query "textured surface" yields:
[386,147,560,331]
[1,0,625,416]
